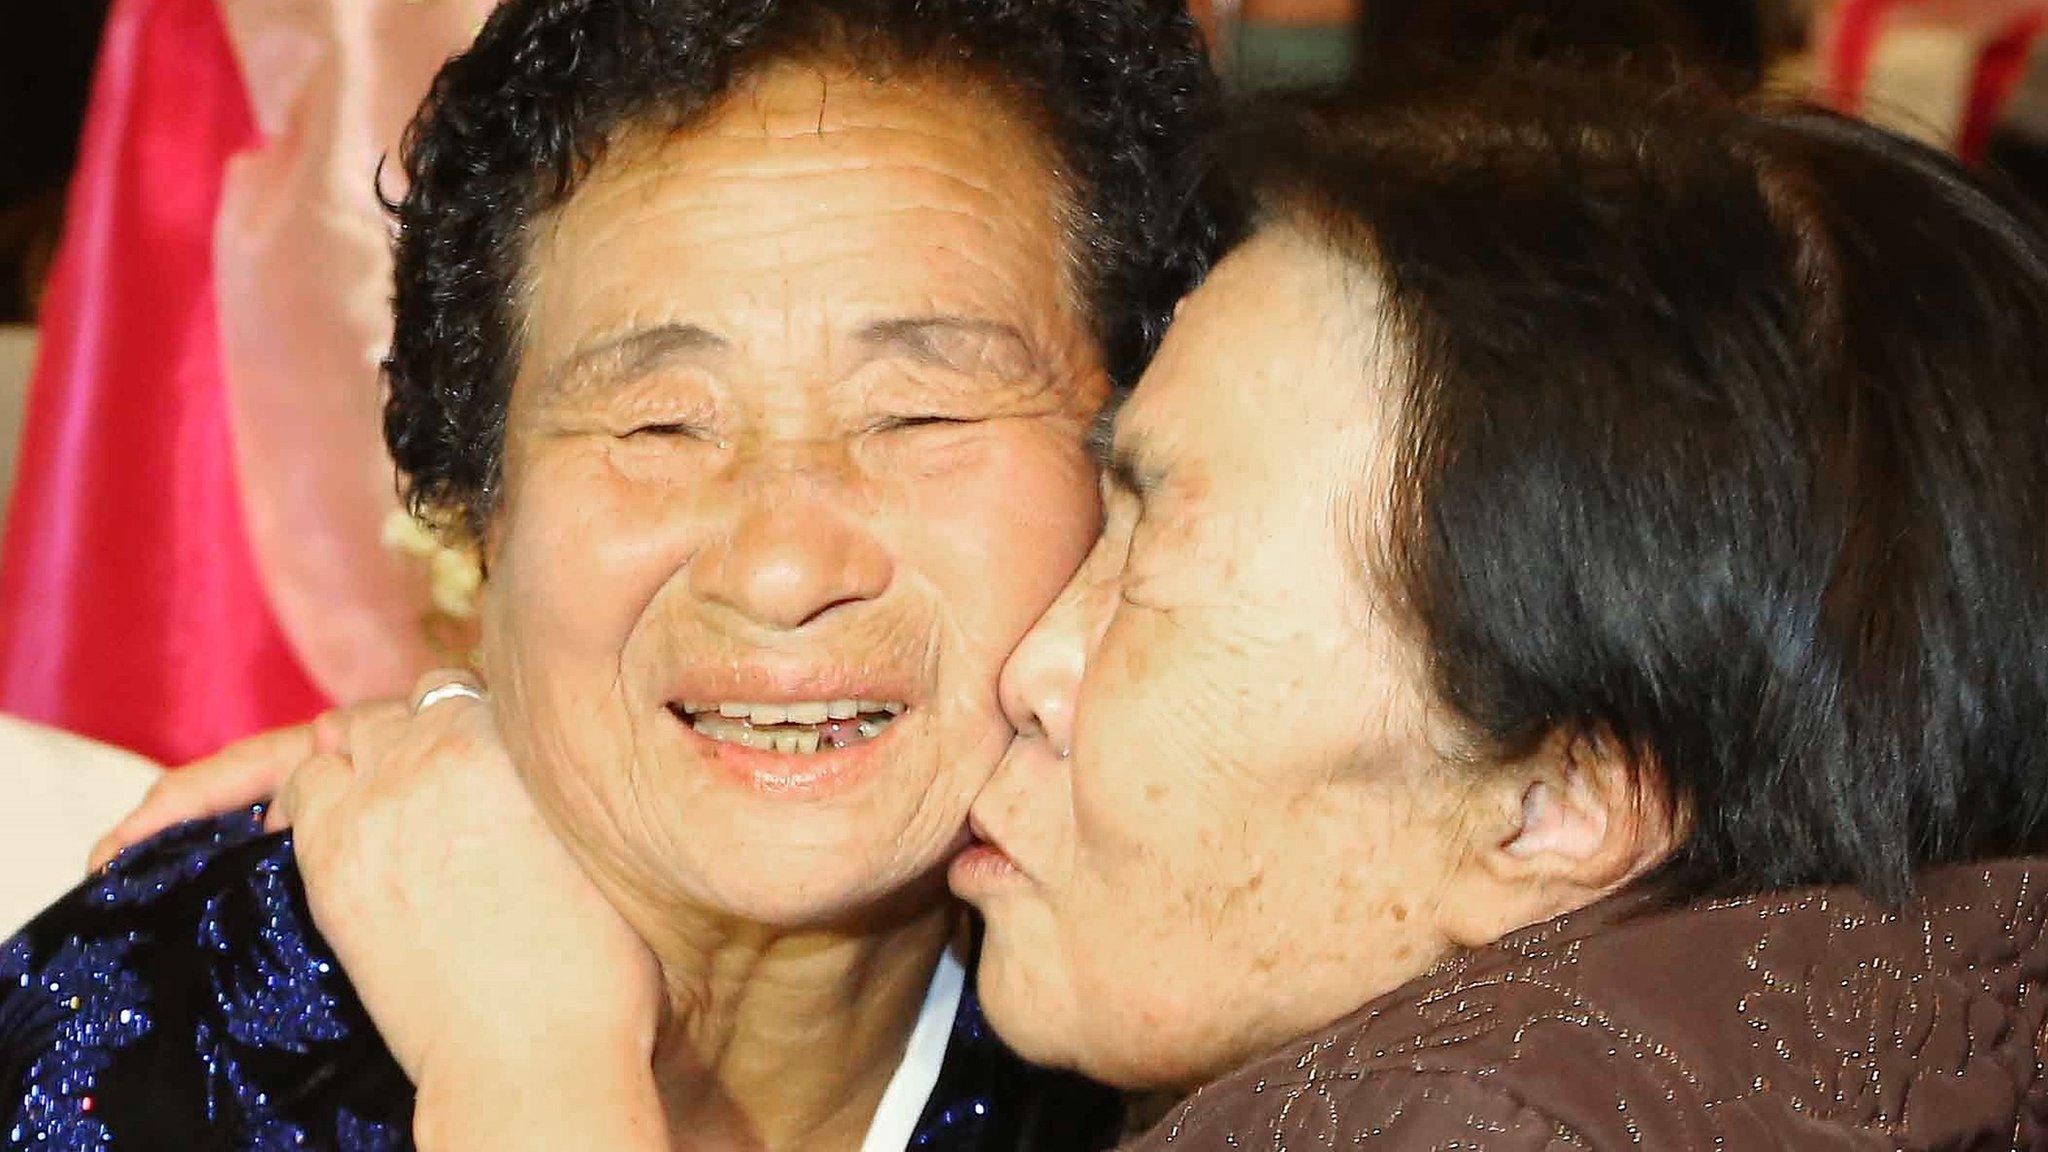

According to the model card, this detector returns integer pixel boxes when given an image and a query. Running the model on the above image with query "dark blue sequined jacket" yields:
[0,810,1121,1151]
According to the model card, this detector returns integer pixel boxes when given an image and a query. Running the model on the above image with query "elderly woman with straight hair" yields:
[0,1,1221,1149]
[960,74,2048,1145]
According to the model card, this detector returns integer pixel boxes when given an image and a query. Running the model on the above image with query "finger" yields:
[273,751,377,931]
[310,708,351,758]
[334,707,418,789]
[308,696,414,762]
[89,725,317,871]
[269,749,358,834]
[326,699,484,817]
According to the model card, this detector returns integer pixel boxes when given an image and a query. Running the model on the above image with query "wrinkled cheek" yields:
[478,541,648,848]
[1069,738,1202,871]
[1064,860,1209,1044]
[480,466,682,759]
[1074,790,1258,962]
[482,527,629,685]
[489,459,683,658]
[906,435,1100,654]
[477,560,599,770]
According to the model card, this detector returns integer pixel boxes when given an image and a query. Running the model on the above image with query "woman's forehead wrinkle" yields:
[505,66,1100,435]
[523,315,1076,423]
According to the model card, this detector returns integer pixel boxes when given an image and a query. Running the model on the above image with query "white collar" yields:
[859,945,967,1152]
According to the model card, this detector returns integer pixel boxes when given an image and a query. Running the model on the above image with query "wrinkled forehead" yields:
[516,63,1091,379]
[1105,228,1405,486]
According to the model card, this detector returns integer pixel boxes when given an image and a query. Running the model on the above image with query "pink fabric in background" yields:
[1817,0,2048,162]
[0,0,328,763]
[214,0,492,704]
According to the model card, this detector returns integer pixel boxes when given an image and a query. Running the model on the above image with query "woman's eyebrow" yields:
[858,315,1045,378]
[540,321,728,398]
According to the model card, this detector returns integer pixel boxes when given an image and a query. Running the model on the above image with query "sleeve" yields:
[0,810,412,1149]
[0,812,268,1147]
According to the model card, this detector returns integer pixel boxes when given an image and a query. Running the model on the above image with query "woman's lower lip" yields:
[678,718,896,797]
[948,841,1026,898]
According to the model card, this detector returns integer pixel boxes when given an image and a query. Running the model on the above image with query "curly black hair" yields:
[382,0,1224,534]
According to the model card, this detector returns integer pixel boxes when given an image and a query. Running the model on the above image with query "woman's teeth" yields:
[677,700,905,754]
[692,700,905,724]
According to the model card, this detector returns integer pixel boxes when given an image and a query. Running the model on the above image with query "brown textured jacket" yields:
[1124,861,2048,1150]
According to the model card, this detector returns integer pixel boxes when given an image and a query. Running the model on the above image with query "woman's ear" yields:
[1436,731,1681,948]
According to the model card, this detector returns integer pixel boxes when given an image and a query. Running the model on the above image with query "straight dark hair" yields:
[1355,0,1764,92]
[1234,71,2048,903]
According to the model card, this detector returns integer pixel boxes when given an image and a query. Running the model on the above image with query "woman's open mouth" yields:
[669,699,907,756]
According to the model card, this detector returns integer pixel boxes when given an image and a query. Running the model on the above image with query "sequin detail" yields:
[0,940,59,1061]
[7,814,411,1150]
[197,1018,312,1149]
[335,1110,406,1151]
[194,840,396,1148]
[949,988,993,1048]
[87,806,267,909]
[200,849,349,1051]
[913,991,997,1147]
[912,1094,993,1147]
[1,934,152,1150]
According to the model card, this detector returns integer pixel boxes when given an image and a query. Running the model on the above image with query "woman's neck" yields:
[629,887,961,1152]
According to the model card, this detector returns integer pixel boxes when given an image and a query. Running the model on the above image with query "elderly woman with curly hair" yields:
[0,1,1220,1149]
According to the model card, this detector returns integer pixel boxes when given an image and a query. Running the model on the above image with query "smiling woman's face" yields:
[477,62,1109,931]
[955,229,1502,1089]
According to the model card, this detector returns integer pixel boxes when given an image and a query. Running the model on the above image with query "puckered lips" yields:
[949,801,1026,897]
[666,688,911,797]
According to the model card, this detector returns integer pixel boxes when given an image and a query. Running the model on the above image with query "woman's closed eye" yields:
[1090,500,1162,611]
[867,414,979,434]
[623,419,718,441]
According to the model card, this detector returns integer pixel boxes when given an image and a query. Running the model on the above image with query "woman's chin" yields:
[973,921,1247,1093]
[970,950,1079,1071]
[659,836,960,931]
[544,726,989,931]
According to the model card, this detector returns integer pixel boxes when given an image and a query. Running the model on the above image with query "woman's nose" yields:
[690,497,894,632]
[998,581,1094,755]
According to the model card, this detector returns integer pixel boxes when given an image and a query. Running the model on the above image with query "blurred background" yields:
[5,0,2048,768]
